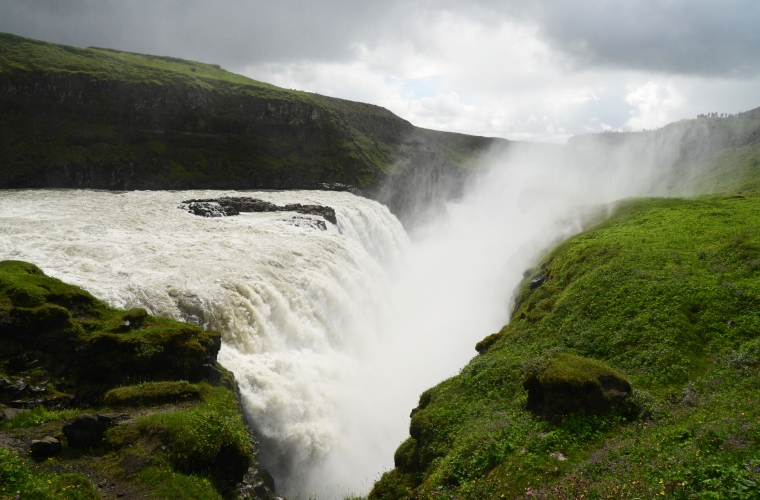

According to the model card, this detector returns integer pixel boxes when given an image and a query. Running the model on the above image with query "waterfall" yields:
[0,189,409,495]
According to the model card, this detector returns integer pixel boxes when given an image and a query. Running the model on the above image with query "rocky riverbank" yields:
[0,260,281,499]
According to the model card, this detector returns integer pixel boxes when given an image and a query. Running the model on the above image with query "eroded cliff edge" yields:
[0,32,506,224]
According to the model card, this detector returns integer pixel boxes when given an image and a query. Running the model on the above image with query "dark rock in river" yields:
[184,201,227,218]
[180,196,337,225]
[288,216,327,231]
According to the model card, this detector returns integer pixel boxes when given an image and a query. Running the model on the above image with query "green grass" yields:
[134,385,252,471]
[683,141,760,195]
[0,31,500,202]
[135,467,222,500]
[102,384,252,496]
[0,260,221,402]
[370,195,760,499]
[0,448,99,500]
[1,408,83,430]
[103,380,201,407]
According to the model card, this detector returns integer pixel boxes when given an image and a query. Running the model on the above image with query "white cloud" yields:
[11,0,752,144]
[625,81,684,130]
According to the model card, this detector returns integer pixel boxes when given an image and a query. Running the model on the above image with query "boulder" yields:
[239,466,278,500]
[31,436,62,458]
[63,413,113,447]
[180,197,337,225]
[523,353,631,422]
[529,272,547,290]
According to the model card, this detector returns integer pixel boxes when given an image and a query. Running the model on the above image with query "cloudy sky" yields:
[2,0,759,143]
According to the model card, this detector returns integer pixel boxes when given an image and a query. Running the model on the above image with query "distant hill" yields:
[567,110,760,196]
[0,32,506,223]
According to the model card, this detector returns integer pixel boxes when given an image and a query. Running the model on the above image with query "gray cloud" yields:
[520,0,760,77]
[0,0,405,68]
[2,0,758,77]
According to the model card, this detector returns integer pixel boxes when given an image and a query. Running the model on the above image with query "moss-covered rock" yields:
[104,380,201,407]
[0,260,221,405]
[0,262,261,499]
[523,353,632,422]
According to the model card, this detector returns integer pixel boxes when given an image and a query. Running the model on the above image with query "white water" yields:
[0,131,705,497]
[0,189,410,496]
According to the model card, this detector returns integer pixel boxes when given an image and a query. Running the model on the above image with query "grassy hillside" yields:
[567,113,760,198]
[0,32,505,224]
[0,261,263,499]
[370,195,760,499]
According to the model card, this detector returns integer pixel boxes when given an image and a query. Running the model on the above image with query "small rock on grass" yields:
[31,436,62,458]
[121,454,151,476]
[550,451,567,461]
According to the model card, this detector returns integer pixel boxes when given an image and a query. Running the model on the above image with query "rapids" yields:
[0,189,409,496]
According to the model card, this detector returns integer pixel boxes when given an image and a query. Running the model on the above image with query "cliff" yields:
[0,261,273,500]
[0,32,506,224]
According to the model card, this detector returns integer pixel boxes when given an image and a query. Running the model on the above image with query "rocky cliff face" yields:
[0,33,508,225]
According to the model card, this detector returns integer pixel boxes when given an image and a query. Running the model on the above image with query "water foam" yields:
[0,189,408,495]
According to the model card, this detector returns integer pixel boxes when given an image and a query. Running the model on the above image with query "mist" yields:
[0,123,718,499]
[295,122,714,497]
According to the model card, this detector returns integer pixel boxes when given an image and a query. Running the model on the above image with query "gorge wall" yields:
[0,32,506,225]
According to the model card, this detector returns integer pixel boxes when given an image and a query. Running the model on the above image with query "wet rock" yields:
[63,413,114,447]
[2,379,28,397]
[181,201,228,218]
[523,353,632,423]
[10,394,72,410]
[98,413,133,426]
[30,436,62,458]
[316,182,356,192]
[260,469,275,493]
[239,466,278,499]
[181,197,337,225]
[199,363,224,385]
[529,272,547,290]
[288,216,327,231]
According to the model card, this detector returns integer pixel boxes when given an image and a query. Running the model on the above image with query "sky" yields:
[1,0,759,143]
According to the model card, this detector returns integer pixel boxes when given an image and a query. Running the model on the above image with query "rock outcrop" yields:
[0,32,508,227]
[523,353,632,422]
[179,196,337,225]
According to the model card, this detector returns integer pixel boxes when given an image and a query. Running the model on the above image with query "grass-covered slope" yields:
[567,112,760,199]
[0,260,222,404]
[371,195,760,499]
[0,261,262,499]
[0,32,503,213]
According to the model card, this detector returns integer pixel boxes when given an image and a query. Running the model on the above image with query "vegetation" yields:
[0,31,499,212]
[371,195,760,499]
[104,384,251,498]
[0,261,258,499]
[0,259,221,403]
[104,380,202,407]
[0,448,99,500]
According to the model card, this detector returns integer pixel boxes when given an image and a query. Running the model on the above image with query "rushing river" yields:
[0,139,677,497]
[0,189,413,495]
